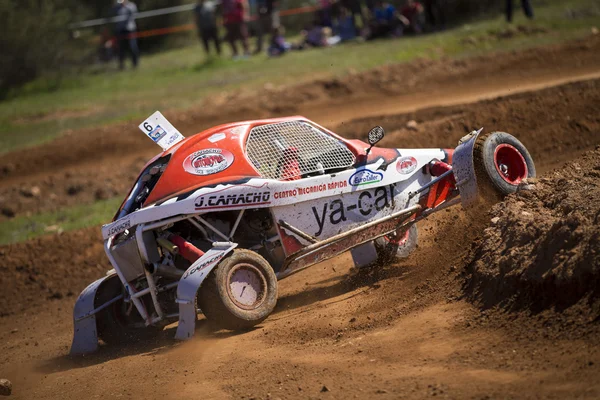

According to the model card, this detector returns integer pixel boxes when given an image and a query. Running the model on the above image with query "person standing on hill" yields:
[505,0,534,23]
[342,0,365,33]
[254,0,280,54]
[113,0,140,69]
[194,0,222,56]
[400,0,425,34]
[423,0,445,31]
[222,0,250,58]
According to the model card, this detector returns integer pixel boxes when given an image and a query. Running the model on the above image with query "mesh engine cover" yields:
[246,121,356,180]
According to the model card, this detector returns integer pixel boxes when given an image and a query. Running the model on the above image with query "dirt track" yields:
[1,37,600,399]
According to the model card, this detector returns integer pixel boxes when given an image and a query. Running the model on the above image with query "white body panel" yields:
[101,149,446,241]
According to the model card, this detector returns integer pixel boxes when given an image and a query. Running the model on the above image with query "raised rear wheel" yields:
[473,132,536,199]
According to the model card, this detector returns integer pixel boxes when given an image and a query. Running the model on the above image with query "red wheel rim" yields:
[493,144,528,185]
[385,228,410,245]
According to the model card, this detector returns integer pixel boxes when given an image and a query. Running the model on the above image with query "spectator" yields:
[423,0,445,31]
[254,0,280,54]
[267,26,290,56]
[194,0,222,56]
[318,0,334,27]
[113,0,139,69]
[341,0,365,32]
[293,19,328,49]
[506,0,534,23]
[366,0,404,40]
[222,0,250,58]
[400,0,425,34]
[336,7,358,41]
[98,27,115,63]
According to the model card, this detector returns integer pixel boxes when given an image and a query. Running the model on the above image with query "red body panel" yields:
[138,116,365,208]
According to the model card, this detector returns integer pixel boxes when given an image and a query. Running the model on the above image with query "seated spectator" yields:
[400,0,425,34]
[268,26,290,56]
[305,19,327,47]
[365,0,404,40]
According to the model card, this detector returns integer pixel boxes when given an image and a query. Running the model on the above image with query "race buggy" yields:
[71,112,536,354]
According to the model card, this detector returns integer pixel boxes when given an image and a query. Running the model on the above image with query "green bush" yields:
[0,0,90,98]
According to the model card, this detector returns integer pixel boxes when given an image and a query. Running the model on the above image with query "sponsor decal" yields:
[164,132,182,148]
[274,180,348,199]
[396,156,418,175]
[348,169,383,186]
[148,125,167,143]
[195,191,271,209]
[208,133,226,143]
[311,185,396,236]
[183,148,234,176]
[108,219,131,236]
[183,253,224,279]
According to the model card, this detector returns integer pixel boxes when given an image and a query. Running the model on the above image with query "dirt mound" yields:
[465,147,600,317]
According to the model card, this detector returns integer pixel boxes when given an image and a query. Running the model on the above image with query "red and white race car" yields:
[71,112,535,354]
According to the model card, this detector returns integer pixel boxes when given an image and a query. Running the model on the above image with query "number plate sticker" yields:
[139,111,185,151]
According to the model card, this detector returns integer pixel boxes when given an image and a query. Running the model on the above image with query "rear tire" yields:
[473,132,536,199]
[198,249,278,330]
[373,224,418,265]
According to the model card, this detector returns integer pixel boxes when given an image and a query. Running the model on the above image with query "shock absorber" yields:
[167,234,205,263]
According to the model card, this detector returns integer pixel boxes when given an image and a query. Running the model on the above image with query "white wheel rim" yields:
[227,263,267,310]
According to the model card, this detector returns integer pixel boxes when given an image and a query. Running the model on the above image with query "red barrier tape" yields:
[123,5,321,40]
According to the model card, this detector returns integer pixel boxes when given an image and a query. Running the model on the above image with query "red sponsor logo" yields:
[183,148,234,176]
[396,156,418,175]
[193,154,225,169]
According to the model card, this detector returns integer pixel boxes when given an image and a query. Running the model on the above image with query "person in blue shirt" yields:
[336,7,357,41]
[366,0,404,40]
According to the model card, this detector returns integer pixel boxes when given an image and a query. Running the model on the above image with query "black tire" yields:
[95,275,161,345]
[473,132,536,199]
[373,224,418,265]
[198,249,278,330]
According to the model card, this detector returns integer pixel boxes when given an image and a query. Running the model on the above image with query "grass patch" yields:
[0,197,122,245]
[0,0,599,153]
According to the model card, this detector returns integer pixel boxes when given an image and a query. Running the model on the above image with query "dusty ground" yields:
[1,36,600,399]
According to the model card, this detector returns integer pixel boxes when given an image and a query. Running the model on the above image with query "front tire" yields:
[373,224,418,265]
[95,275,161,345]
[473,132,536,198]
[198,249,278,330]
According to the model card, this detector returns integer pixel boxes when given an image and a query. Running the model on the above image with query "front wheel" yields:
[95,276,161,345]
[473,132,536,198]
[198,249,278,331]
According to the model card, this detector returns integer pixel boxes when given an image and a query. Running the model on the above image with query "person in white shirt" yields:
[113,0,140,69]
